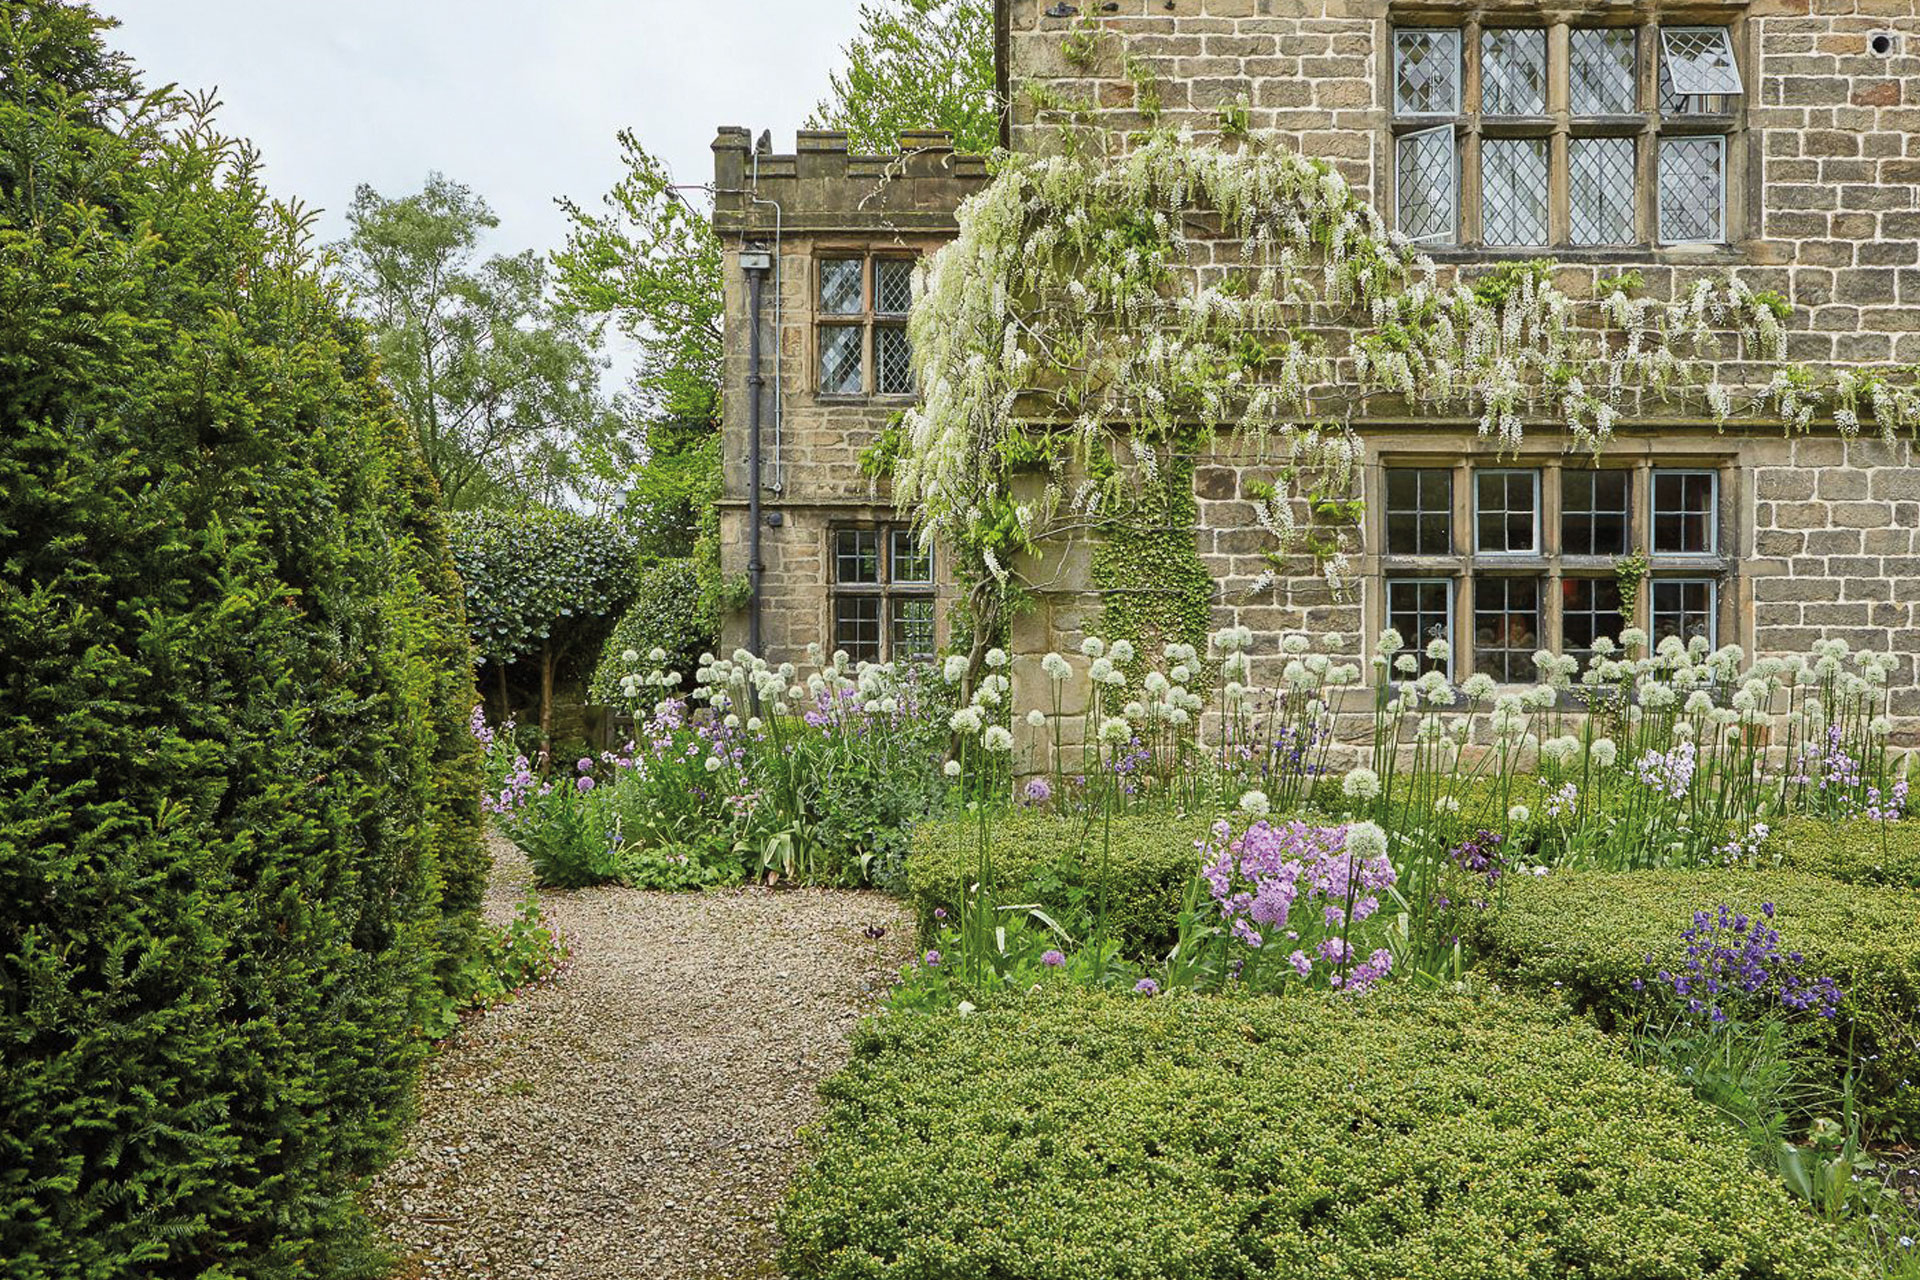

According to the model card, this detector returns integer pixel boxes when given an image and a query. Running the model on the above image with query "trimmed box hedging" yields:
[1768,817,1920,891]
[1464,869,1920,1138]
[907,810,1215,955]
[780,988,1858,1279]
[1,13,484,1277]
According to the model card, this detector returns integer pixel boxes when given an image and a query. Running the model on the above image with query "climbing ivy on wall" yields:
[1090,452,1214,668]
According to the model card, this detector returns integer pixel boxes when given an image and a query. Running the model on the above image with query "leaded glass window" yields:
[1561,470,1631,557]
[819,326,863,396]
[1569,137,1636,246]
[1481,28,1547,116]
[1396,124,1456,245]
[1482,138,1549,246]
[1658,137,1725,244]
[1661,27,1743,96]
[816,255,919,396]
[875,259,914,315]
[1570,28,1637,115]
[820,258,863,314]
[1394,29,1461,116]
[832,524,937,664]
[876,326,913,396]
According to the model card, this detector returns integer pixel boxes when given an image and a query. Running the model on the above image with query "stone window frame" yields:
[1384,11,1751,253]
[828,522,937,664]
[1369,450,1738,683]
[813,252,918,401]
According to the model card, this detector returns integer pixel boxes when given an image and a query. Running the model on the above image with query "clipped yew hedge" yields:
[0,9,483,1276]
[781,988,1857,1279]
[908,810,1216,956]
[1768,817,1920,891]
[1464,869,1920,1139]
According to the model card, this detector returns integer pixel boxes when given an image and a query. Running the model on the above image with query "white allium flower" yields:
[943,654,969,684]
[1081,636,1106,659]
[725,713,741,729]
[1378,627,1405,655]
[1042,652,1072,681]
[943,759,962,778]
[1324,633,1346,650]
[983,725,1014,753]
[622,648,640,664]
[1282,633,1310,655]
[1508,804,1531,825]
[1394,653,1418,675]
[1239,789,1271,818]
[704,757,723,773]
[986,647,1009,669]
[746,717,763,733]
[1684,691,1714,715]
[1342,766,1381,800]
[1434,795,1461,814]
[1088,657,1116,684]
[1026,708,1048,728]
[1871,715,1893,738]
[1170,663,1192,685]
[1619,628,1647,651]
[1109,639,1135,666]
[1425,637,1452,663]
[950,706,984,733]
[1462,673,1496,701]
[1098,716,1132,745]
[1123,701,1146,720]
[1345,821,1387,860]
[1590,738,1618,769]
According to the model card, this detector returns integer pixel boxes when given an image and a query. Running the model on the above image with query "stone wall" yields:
[710,128,989,664]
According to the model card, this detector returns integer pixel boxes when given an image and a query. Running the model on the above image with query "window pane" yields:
[1569,137,1636,246]
[820,325,864,395]
[1385,468,1453,556]
[1570,28,1637,114]
[1661,27,1743,96]
[876,325,913,395]
[1387,579,1453,674]
[1476,470,1537,554]
[835,528,881,584]
[1394,29,1461,115]
[875,259,914,314]
[1474,577,1542,682]
[1561,470,1631,556]
[1561,577,1625,667]
[1658,138,1724,243]
[820,258,864,314]
[834,596,882,664]
[1659,59,1728,116]
[891,597,936,663]
[1481,29,1547,116]
[1651,580,1716,648]
[1396,125,1456,244]
[890,529,932,584]
[1652,472,1716,554]
[1482,138,1549,246]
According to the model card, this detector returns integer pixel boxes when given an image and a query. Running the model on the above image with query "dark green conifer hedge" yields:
[0,4,485,1275]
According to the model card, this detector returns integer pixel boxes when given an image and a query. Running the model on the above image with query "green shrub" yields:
[586,557,713,703]
[781,988,1858,1279]
[0,13,482,1276]
[1464,869,1920,1139]
[908,810,1216,955]
[1768,817,1920,890]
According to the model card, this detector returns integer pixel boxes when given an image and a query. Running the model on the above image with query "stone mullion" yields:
[1639,21,1662,245]
[1461,17,1483,247]
[1547,23,1571,247]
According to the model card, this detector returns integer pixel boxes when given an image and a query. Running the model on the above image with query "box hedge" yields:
[908,810,1216,956]
[1767,817,1920,891]
[780,988,1858,1279]
[0,13,483,1277]
[1464,869,1920,1139]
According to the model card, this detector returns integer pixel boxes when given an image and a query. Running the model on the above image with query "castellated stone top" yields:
[712,127,991,237]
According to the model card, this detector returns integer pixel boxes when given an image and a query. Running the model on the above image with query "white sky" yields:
[101,1,867,259]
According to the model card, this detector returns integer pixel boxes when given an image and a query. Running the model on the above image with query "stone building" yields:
[712,0,1920,745]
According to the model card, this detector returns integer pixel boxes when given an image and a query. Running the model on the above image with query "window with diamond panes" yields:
[1652,470,1717,555]
[1561,577,1626,666]
[832,525,936,664]
[1391,21,1742,247]
[1476,470,1538,554]
[1387,579,1454,675]
[1386,468,1453,555]
[1561,470,1631,556]
[1651,579,1716,647]
[1474,577,1542,681]
[816,255,917,397]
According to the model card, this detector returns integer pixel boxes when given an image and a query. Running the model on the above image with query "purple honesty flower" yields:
[1023,777,1053,805]
[1133,978,1159,996]
[1040,949,1065,967]
[924,949,941,967]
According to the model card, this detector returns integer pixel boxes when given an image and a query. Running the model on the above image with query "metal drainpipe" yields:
[742,246,772,656]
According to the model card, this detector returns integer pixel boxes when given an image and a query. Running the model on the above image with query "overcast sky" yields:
[102,1,867,258]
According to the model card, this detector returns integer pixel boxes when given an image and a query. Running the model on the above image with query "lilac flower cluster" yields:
[1792,724,1863,793]
[1847,778,1909,824]
[1447,829,1506,887]
[1635,739,1697,801]
[1201,818,1398,992]
[1638,902,1844,1023]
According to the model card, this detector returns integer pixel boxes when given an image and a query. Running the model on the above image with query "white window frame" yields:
[1473,468,1542,556]
[1650,468,1720,556]
[1396,123,1459,246]
[1656,135,1728,245]
[1659,26,1744,97]
[1650,577,1719,648]
[1385,577,1457,680]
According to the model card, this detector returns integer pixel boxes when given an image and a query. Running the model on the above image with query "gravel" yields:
[368,833,913,1279]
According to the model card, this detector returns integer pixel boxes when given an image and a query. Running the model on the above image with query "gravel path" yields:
[369,833,914,1279]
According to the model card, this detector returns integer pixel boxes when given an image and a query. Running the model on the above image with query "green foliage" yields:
[809,0,998,155]
[1768,818,1920,890]
[335,173,626,510]
[1468,257,1556,307]
[908,810,1215,955]
[1464,869,1920,1138]
[781,987,1858,1279]
[587,559,714,703]
[426,895,569,1039]
[446,508,638,669]
[1091,454,1212,674]
[0,6,484,1272]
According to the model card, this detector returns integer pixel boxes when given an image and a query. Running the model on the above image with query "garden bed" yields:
[779,986,1858,1279]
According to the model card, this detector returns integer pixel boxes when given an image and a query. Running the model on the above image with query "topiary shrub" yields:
[0,10,482,1275]
[586,557,712,704]
[1767,817,1920,891]
[1464,869,1920,1139]
[780,987,1858,1279]
[908,810,1219,956]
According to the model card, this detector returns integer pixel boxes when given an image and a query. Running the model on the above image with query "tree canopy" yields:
[810,0,998,154]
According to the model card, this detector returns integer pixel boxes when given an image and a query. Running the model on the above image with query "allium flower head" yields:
[943,759,962,778]
[1027,708,1048,728]
[1341,766,1381,800]
[1239,789,1271,818]
[1041,948,1065,967]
